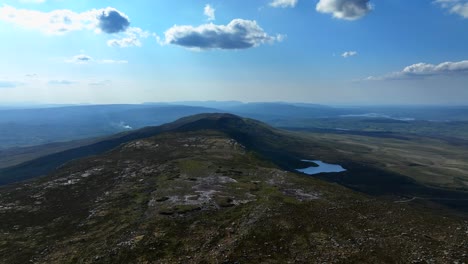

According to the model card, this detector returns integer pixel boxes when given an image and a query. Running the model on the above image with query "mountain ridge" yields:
[2,113,468,214]
[0,120,466,263]
[0,113,286,185]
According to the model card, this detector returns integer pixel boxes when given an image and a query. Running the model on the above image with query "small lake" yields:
[296,160,346,175]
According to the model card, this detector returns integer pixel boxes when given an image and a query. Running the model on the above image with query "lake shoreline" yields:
[296,159,346,175]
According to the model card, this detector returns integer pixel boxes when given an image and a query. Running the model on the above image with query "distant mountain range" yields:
[2,103,468,150]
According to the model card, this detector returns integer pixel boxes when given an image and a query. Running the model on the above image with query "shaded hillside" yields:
[0,137,101,169]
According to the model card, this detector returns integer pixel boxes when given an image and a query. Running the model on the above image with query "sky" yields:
[0,0,468,105]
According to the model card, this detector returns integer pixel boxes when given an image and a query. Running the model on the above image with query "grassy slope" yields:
[0,131,466,264]
[0,137,104,169]
[273,117,468,141]
[292,131,468,191]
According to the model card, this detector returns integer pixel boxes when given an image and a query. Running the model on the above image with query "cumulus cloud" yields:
[0,5,152,47]
[365,60,468,81]
[96,8,130,34]
[342,51,358,58]
[0,6,130,35]
[162,19,283,50]
[204,4,215,21]
[66,54,93,64]
[452,3,468,17]
[0,5,93,34]
[434,0,468,18]
[107,27,150,48]
[107,37,139,47]
[65,54,127,64]
[316,0,372,20]
[269,0,298,8]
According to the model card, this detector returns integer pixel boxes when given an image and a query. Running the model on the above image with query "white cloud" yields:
[66,54,93,64]
[0,6,150,47]
[204,4,215,21]
[342,51,358,58]
[65,54,127,64]
[0,6,130,35]
[452,3,468,17]
[0,5,94,35]
[365,60,468,81]
[107,27,149,48]
[269,0,298,8]
[162,19,283,50]
[96,8,130,34]
[107,37,140,47]
[434,0,468,18]
[316,0,372,20]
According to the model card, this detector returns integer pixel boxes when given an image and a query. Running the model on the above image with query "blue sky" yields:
[0,0,467,105]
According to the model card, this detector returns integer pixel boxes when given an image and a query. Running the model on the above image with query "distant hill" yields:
[0,104,220,149]
[3,103,468,150]
[221,102,341,120]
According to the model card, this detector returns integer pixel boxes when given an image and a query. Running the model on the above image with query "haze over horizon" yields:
[1,0,468,105]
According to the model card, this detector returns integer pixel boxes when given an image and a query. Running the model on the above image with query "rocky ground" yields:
[0,130,467,263]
